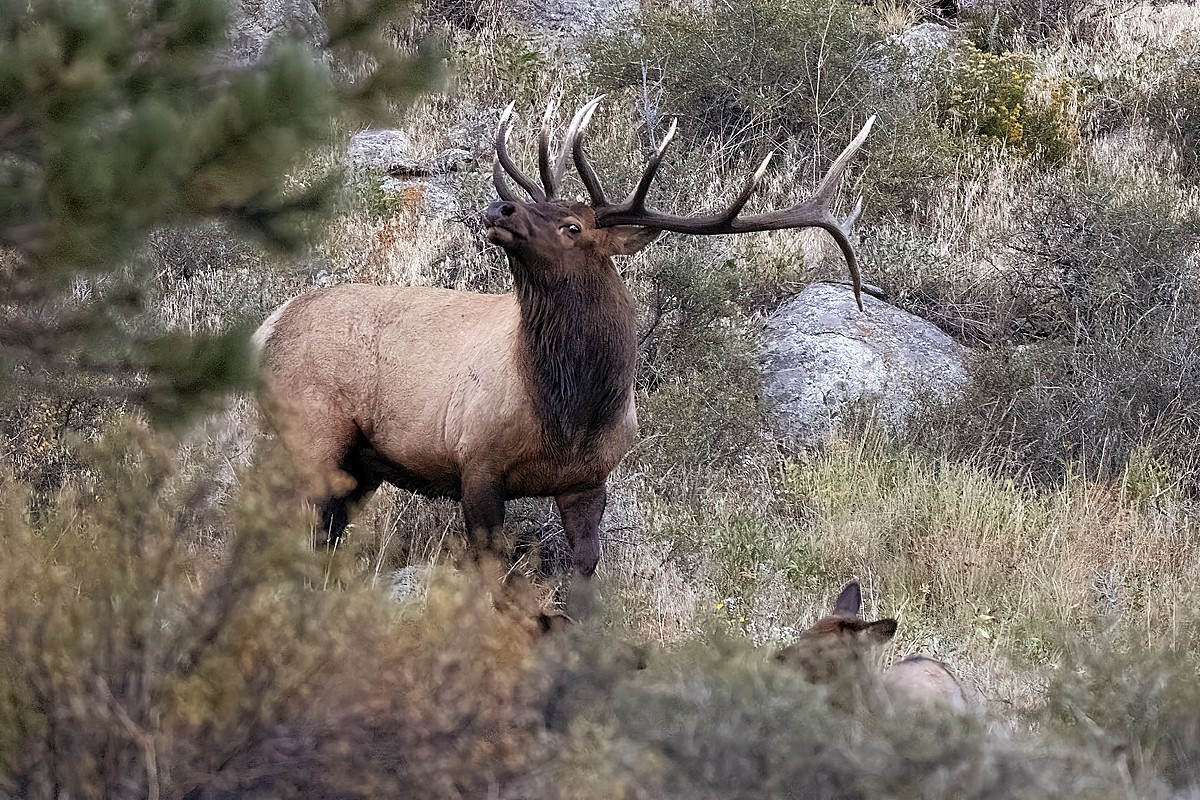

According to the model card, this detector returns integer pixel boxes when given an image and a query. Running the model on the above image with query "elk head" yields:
[484,100,661,295]
[775,581,898,683]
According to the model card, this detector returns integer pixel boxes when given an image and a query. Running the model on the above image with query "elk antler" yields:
[493,102,544,203]
[494,100,599,203]
[574,101,875,310]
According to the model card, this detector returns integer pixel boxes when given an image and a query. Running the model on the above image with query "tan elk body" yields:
[256,282,638,501]
[256,99,873,575]
[776,582,969,712]
[883,654,969,712]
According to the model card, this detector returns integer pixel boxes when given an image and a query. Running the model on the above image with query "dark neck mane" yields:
[513,263,637,455]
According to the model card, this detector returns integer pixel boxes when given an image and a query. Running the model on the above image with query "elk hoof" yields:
[565,577,597,621]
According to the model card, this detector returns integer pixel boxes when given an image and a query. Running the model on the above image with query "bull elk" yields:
[254,98,874,576]
[776,582,969,712]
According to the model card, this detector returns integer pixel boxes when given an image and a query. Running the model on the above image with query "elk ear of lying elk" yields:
[254,98,873,577]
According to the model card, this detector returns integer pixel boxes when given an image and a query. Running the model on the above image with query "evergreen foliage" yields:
[0,0,438,426]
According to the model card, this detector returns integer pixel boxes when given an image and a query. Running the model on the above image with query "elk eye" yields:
[562,223,582,235]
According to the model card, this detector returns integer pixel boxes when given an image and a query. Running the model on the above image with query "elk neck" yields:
[512,258,637,455]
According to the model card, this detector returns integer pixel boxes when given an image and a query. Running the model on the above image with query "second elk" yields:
[255,99,874,577]
[776,581,970,712]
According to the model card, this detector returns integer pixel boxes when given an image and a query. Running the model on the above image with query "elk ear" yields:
[833,582,862,617]
[864,618,898,643]
[608,225,662,256]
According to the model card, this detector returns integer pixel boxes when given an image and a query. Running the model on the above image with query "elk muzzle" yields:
[484,201,520,246]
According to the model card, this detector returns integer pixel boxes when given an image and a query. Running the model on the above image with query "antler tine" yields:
[494,102,547,203]
[621,117,678,214]
[552,100,597,196]
[493,102,519,201]
[819,199,865,311]
[538,99,558,198]
[572,96,609,206]
[808,115,876,208]
[720,152,773,225]
[492,160,518,202]
[756,117,873,309]
[844,195,864,231]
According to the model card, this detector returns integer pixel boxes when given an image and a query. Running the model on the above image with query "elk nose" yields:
[484,201,516,225]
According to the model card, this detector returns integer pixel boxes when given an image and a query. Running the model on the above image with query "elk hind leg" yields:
[281,412,367,549]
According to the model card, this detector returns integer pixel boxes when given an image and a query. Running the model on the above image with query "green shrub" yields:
[630,238,775,475]
[859,112,965,221]
[1144,59,1200,183]
[636,240,755,384]
[1031,177,1200,335]
[901,168,1200,487]
[942,44,1081,161]
[585,0,881,159]
[912,329,1200,490]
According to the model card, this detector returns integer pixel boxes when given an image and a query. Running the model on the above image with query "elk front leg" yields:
[555,485,607,577]
[315,476,379,549]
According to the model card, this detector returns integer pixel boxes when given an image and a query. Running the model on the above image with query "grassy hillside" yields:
[3,0,1200,796]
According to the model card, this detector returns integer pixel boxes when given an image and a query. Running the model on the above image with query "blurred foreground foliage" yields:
[0,426,546,799]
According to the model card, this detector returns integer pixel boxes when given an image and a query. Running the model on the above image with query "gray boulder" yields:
[347,129,417,174]
[348,131,473,178]
[759,282,967,447]
[865,22,958,112]
[347,131,473,219]
[891,21,957,58]
[224,0,328,69]
[511,0,638,38]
